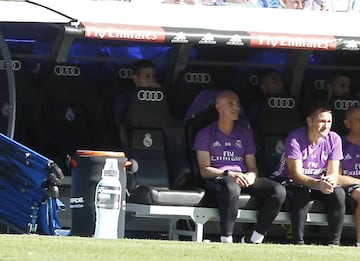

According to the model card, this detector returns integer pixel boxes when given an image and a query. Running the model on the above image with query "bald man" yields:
[340,106,360,247]
[193,90,286,244]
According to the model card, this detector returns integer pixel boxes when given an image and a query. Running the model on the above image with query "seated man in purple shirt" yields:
[339,105,360,247]
[272,101,345,245]
[193,90,286,244]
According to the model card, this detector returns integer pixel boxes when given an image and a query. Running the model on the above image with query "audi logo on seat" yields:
[249,74,259,86]
[137,90,164,102]
[334,100,360,110]
[0,59,21,71]
[118,68,132,79]
[184,72,211,84]
[1,102,10,117]
[268,97,296,109]
[54,65,80,76]
[314,80,328,90]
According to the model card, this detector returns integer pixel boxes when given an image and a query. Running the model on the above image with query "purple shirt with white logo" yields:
[193,121,256,172]
[275,126,343,180]
[341,136,360,178]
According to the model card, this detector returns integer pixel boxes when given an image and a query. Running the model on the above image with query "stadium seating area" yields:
[116,0,360,11]
[122,66,356,242]
[1,58,358,242]
[2,0,360,244]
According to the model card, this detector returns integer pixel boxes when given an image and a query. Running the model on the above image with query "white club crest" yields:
[65,107,75,121]
[143,133,153,148]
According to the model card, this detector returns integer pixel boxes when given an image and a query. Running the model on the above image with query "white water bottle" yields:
[94,158,121,239]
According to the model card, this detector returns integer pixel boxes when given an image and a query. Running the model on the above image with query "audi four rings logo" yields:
[0,60,21,71]
[314,80,328,90]
[249,75,259,86]
[137,90,164,102]
[118,68,132,79]
[334,100,360,110]
[268,97,296,109]
[184,72,211,84]
[54,65,80,76]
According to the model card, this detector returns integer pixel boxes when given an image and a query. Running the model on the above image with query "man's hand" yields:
[322,175,337,187]
[319,176,335,194]
[244,172,256,186]
[228,171,256,188]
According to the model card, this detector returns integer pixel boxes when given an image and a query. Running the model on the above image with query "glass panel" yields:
[1,23,58,56]
[69,38,174,86]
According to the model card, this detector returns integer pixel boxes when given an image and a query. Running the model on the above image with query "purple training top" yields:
[273,126,343,180]
[193,121,256,172]
[341,136,360,178]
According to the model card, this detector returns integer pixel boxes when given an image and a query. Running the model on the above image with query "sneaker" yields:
[220,235,233,243]
[240,236,257,244]
[328,241,340,247]
[292,240,304,245]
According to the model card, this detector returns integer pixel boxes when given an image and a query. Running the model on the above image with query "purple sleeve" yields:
[328,132,343,160]
[284,131,302,160]
[193,125,210,152]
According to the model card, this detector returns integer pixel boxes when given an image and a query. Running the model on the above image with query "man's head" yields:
[259,69,285,96]
[326,71,351,101]
[344,106,360,135]
[306,101,333,138]
[215,90,240,121]
[132,59,160,88]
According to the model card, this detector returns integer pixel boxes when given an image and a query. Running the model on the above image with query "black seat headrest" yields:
[126,88,173,128]
[114,66,134,93]
[330,96,360,135]
[261,95,302,136]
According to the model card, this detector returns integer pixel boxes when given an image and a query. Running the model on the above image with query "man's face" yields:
[308,110,332,137]
[132,67,158,88]
[344,109,360,136]
[217,92,240,121]
[261,73,285,95]
[332,76,351,97]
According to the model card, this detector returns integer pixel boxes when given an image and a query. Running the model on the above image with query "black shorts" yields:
[345,184,360,196]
